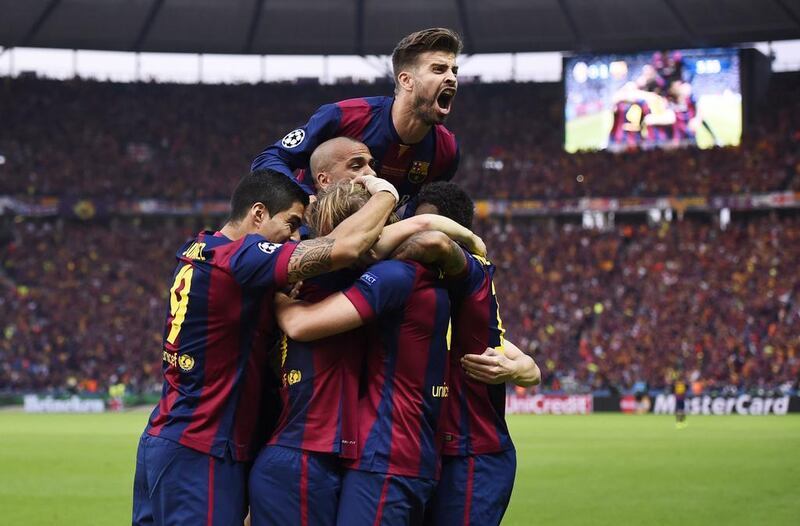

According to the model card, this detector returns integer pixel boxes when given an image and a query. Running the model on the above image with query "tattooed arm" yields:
[286,180,397,283]
[390,231,467,276]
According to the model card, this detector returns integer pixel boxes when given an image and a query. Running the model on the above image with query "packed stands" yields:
[1,73,799,396]
[2,213,798,395]
[482,214,800,394]
[1,73,798,200]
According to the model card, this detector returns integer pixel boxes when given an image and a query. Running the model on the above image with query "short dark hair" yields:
[391,28,463,80]
[417,181,474,229]
[229,169,309,223]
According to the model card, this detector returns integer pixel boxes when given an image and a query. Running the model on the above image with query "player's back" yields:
[146,231,297,461]
[343,259,451,479]
[269,269,365,459]
[441,252,513,456]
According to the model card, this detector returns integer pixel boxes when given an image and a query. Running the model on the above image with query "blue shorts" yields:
[336,469,437,526]
[248,445,341,526]
[425,449,516,526]
[132,433,248,526]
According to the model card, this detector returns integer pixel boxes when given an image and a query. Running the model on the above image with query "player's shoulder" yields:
[236,234,295,257]
[468,251,493,270]
[334,96,386,111]
[174,233,200,257]
[360,259,420,284]
[433,123,457,140]
[175,230,223,258]
[432,124,459,159]
[365,258,414,274]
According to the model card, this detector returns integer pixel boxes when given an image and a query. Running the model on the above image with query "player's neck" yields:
[391,97,431,144]
[219,222,247,241]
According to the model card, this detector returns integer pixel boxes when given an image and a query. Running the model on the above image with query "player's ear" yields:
[396,70,414,93]
[251,202,271,226]
[317,171,331,187]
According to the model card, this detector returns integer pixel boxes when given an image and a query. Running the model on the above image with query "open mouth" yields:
[435,89,456,114]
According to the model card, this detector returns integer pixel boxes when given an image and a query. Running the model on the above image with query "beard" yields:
[411,91,446,126]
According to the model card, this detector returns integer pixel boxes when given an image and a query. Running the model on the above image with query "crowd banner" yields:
[506,394,593,415]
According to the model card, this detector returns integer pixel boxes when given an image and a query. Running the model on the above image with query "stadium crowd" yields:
[1,72,799,397]
[0,218,191,394]
[2,213,798,395]
[1,72,798,200]
[485,214,800,395]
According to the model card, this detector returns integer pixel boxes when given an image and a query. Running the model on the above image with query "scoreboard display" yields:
[564,48,741,153]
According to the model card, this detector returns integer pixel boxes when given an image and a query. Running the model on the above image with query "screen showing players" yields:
[564,48,741,153]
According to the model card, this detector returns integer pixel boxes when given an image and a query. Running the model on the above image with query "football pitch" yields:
[1,411,798,525]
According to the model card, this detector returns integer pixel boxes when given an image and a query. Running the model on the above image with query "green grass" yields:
[565,111,612,152]
[0,412,798,525]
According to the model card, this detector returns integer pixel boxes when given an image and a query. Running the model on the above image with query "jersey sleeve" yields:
[449,249,486,295]
[228,236,299,289]
[342,260,415,322]
[251,103,343,195]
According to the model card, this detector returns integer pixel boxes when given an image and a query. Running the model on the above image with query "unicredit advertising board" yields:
[506,394,593,415]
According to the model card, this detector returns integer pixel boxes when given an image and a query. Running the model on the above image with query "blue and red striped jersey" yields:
[268,269,364,459]
[252,96,460,210]
[342,260,451,480]
[146,231,297,461]
[673,96,698,141]
[441,251,511,456]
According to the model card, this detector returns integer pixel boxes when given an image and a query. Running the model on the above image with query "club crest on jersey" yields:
[178,354,195,372]
[286,370,302,385]
[258,241,281,254]
[408,161,430,184]
[281,129,305,148]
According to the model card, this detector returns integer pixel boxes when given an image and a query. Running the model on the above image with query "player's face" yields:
[259,201,305,243]
[410,51,458,125]
[318,143,376,188]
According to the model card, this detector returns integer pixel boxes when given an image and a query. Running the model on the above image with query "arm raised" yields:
[287,177,397,283]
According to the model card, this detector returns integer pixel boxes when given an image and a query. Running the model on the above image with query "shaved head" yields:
[309,137,376,189]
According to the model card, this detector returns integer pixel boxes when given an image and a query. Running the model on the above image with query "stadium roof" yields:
[1,0,799,56]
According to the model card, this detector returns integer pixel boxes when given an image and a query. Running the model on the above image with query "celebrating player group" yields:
[132,28,541,526]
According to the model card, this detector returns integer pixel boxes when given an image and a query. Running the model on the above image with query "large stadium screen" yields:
[564,48,741,153]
